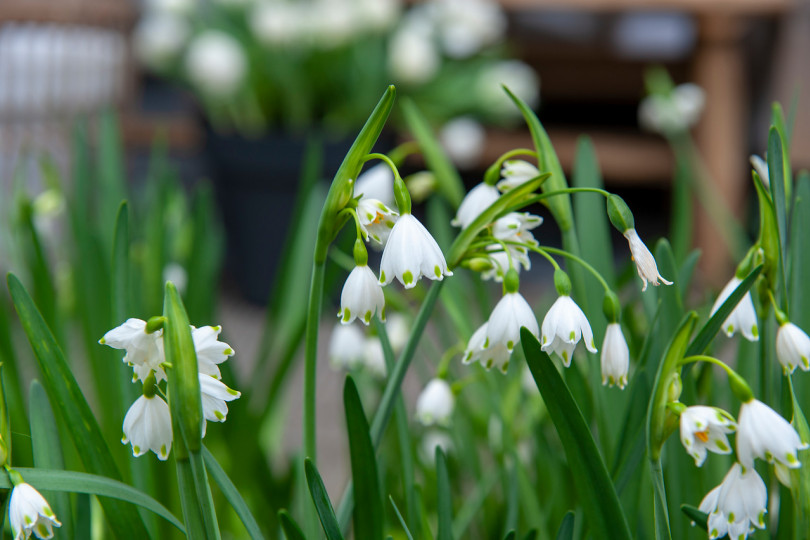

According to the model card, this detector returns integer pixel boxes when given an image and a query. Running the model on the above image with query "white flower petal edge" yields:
[200,374,241,436]
[122,395,172,461]
[699,463,766,540]
[462,322,511,372]
[192,325,234,379]
[9,483,61,540]
[776,322,810,374]
[709,277,759,341]
[415,379,455,426]
[357,198,398,245]
[100,318,164,382]
[623,229,672,291]
[451,182,500,229]
[338,265,386,325]
[736,399,808,469]
[485,292,539,354]
[601,323,629,389]
[497,159,540,192]
[750,154,769,188]
[379,214,452,289]
[679,405,736,467]
[540,295,597,367]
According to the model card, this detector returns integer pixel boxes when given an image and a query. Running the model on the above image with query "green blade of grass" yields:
[305,458,344,540]
[203,446,265,540]
[435,447,453,540]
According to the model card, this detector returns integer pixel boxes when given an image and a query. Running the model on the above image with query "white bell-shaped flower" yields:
[462,322,511,372]
[192,325,235,379]
[357,198,398,245]
[541,295,597,367]
[601,323,629,389]
[679,405,736,467]
[329,323,366,370]
[736,398,808,469]
[100,318,164,383]
[776,322,810,374]
[338,265,386,325]
[486,291,539,354]
[623,229,672,291]
[710,276,759,341]
[451,182,499,229]
[497,160,540,192]
[491,212,542,272]
[199,374,241,435]
[415,379,455,426]
[122,394,172,460]
[9,482,61,540]
[699,463,766,540]
[379,214,452,288]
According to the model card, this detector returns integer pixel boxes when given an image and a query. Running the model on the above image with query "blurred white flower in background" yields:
[440,117,486,169]
[251,2,306,47]
[477,61,539,118]
[389,24,440,85]
[639,83,705,134]
[185,31,246,98]
[329,323,366,370]
[415,378,455,426]
[435,0,506,59]
[133,15,190,69]
[147,0,195,16]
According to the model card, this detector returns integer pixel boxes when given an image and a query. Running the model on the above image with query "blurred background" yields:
[1,0,809,509]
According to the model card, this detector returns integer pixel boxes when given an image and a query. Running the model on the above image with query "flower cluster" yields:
[101,320,241,460]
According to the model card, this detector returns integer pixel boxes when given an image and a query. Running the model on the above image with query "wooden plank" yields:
[497,0,792,15]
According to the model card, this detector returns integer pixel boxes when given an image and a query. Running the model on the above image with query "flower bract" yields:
[710,276,759,342]
[122,395,173,460]
[338,265,386,325]
[623,228,672,291]
[736,398,808,469]
[679,405,736,467]
[540,295,596,366]
[699,463,766,540]
[9,483,61,540]
[379,214,452,288]
[600,323,629,389]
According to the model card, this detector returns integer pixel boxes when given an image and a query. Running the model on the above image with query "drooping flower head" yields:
[485,291,539,356]
[199,374,241,435]
[192,325,235,379]
[357,198,398,245]
[379,214,452,288]
[497,159,540,192]
[601,323,629,389]
[329,323,366,371]
[679,405,736,467]
[736,398,808,469]
[122,394,173,461]
[623,229,672,291]
[9,482,61,540]
[775,322,810,374]
[339,241,386,325]
[710,276,759,342]
[462,322,511,372]
[415,379,455,426]
[451,182,499,229]
[100,318,164,382]
[699,463,766,540]
[540,295,596,367]
[354,162,395,208]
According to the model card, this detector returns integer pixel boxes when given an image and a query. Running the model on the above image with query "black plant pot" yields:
[206,127,392,305]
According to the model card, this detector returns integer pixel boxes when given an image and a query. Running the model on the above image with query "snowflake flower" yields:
[623,229,672,291]
[601,323,629,389]
[540,295,597,366]
[710,276,758,342]
[775,322,810,374]
[415,379,455,426]
[379,214,452,288]
[9,482,61,540]
[679,405,736,466]
[699,463,766,540]
[122,395,172,460]
[338,265,385,325]
[736,398,808,469]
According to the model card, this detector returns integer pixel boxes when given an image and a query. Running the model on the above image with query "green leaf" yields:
[279,510,306,540]
[305,458,344,540]
[679,505,707,531]
[401,98,465,207]
[390,496,415,540]
[555,512,575,540]
[768,127,789,307]
[787,377,810,534]
[7,273,150,538]
[97,111,127,253]
[435,447,453,540]
[789,173,810,329]
[503,532,516,540]
[185,183,224,323]
[0,468,184,533]
[522,329,631,540]
[203,446,265,540]
[28,381,70,537]
[685,264,763,356]
[344,376,383,540]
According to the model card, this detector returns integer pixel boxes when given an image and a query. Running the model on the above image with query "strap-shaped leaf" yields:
[555,512,575,540]
[685,264,763,356]
[401,98,465,207]
[279,510,306,540]
[435,447,453,540]
[521,328,632,540]
[0,468,184,532]
[768,127,789,306]
[344,376,383,540]
[390,496,415,540]
[7,273,150,538]
[203,446,265,539]
[680,505,708,531]
[305,458,344,540]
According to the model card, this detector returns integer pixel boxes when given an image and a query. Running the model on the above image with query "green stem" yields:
[506,187,610,214]
[363,153,403,183]
[176,453,207,540]
[535,245,611,292]
[303,260,326,462]
[512,243,560,271]
[189,451,221,540]
[650,457,673,540]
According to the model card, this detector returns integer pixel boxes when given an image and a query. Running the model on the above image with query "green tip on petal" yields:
[403,270,414,285]
[133,445,141,454]
[99,337,106,344]
[215,410,225,421]
[434,265,441,278]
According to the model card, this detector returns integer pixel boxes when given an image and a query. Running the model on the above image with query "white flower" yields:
[379,214,452,288]
[163,262,188,296]
[462,322,511,372]
[386,313,410,353]
[133,14,189,69]
[9,483,61,540]
[363,338,387,379]
[477,60,539,118]
[251,2,306,46]
[776,322,810,374]
[736,399,808,469]
[419,430,453,465]
[100,318,164,383]
[415,379,455,426]
[355,163,395,208]
[679,406,736,467]
[185,31,246,97]
[623,229,672,291]
[329,323,366,370]
[709,276,759,342]
[357,198,398,245]
[699,463,766,540]
[750,155,769,188]
[389,26,439,85]
[480,212,542,281]
[497,160,541,192]
[639,83,704,134]
[199,374,241,434]
[122,395,172,460]
[435,0,506,59]
[338,265,386,325]
[440,117,486,169]
[192,326,234,379]
[486,292,539,354]
[601,323,629,389]
[451,183,499,229]
[671,83,705,127]
[356,0,399,31]
[541,295,597,366]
